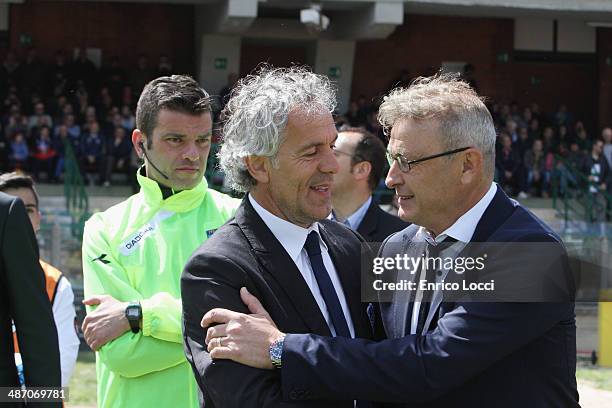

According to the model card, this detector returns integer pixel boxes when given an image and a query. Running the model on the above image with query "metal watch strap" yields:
[269,335,286,369]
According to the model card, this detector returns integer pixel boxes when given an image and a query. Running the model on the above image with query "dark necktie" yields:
[304,231,351,338]
[415,236,458,334]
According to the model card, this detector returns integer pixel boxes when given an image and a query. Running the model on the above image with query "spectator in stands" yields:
[9,132,29,170]
[529,118,541,140]
[345,100,365,127]
[558,124,569,147]
[6,106,28,138]
[102,126,131,187]
[331,127,408,241]
[496,134,520,195]
[603,127,612,169]
[156,54,173,77]
[101,56,126,103]
[575,128,591,153]
[521,139,553,198]
[0,172,80,387]
[46,49,70,97]
[0,50,21,94]
[58,114,81,142]
[71,48,98,93]
[505,119,518,143]
[82,121,103,183]
[32,125,57,181]
[120,105,135,130]
[130,54,154,96]
[555,104,573,127]
[581,140,610,222]
[514,126,532,159]
[52,125,73,180]
[542,126,556,154]
[27,102,53,132]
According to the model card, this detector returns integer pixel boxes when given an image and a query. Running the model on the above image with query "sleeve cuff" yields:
[140,298,153,337]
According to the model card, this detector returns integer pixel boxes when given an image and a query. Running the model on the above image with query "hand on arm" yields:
[82,294,130,351]
[202,287,284,369]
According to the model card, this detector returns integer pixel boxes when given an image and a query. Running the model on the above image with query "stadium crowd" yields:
[1,48,611,205]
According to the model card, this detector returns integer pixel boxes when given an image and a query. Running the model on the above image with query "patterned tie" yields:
[415,236,458,334]
[304,231,351,337]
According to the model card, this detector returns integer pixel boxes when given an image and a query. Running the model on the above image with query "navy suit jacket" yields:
[356,198,409,243]
[281,186,579,407]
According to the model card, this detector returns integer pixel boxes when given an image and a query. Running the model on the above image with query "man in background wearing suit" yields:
[331,127,408,242]
[0,191,61,404]
[181,66,373,407]
[203,74,579,407]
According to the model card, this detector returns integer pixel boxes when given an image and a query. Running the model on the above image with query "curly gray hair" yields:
[378,73,496,175]
[218,65,337,192]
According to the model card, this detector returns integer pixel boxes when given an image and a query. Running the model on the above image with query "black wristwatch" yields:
[125,302,142,334]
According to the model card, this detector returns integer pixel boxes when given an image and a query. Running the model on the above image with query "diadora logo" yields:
[92,254,111,264]
[119,210,174,256]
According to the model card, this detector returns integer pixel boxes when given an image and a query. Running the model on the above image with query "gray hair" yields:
[378,73,496,175]
[218,66,337,192]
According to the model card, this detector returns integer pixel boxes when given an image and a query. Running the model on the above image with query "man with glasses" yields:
[331,127,408,241]
[202,73,578,408]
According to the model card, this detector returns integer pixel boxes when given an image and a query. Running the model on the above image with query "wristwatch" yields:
[269,335,286,369]
[125,302,142,334]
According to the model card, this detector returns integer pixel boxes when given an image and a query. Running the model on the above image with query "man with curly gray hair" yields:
[201,73,577,408]
[182,66,374,408]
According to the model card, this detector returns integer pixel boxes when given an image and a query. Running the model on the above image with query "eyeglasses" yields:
[386,146,472,173]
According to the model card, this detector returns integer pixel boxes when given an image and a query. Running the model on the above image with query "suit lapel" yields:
[236,198,331,336]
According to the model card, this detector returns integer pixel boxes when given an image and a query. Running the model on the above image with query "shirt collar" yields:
[420,182,497,244]
[248,194,328,262]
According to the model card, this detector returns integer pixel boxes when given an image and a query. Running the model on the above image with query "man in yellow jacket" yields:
[81,75,240,407]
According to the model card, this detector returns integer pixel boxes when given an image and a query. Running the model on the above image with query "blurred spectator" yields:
[32,126,57,181]
[0,50,22,94]
[71,48,98,94]
[82,122,103,184]
[120,105,135,130]
[528,118,541,140]
[514,127,532,159]
[345,100,366,127]
[542,126,556,153]
[575,128,591,153]
[156,55,173,77]
[130,54,154,96]
[603,127,612,169]
[102,127,132,187]
[46,50,70,97]
[505,119,519,143]
[521,139,553,198]
[101,56,126,103]
[581,140,610,222]
[9,132,29,170]
[27,102,53,132]
[554,104,573,127]
[496,134,520,195]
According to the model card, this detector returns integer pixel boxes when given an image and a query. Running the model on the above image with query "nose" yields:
[182,141,200,162]
[319,147,340,175]
[385,160,403,189]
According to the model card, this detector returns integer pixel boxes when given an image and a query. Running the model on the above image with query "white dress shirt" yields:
[410,182,498,334]
[53,277,81,387]
[249,194,355,338]
[328,196,372,230]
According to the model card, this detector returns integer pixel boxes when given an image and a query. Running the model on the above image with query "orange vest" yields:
[13,260,63,353]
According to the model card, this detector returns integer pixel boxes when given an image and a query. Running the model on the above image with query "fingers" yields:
[209,346,233,360]
[205,324,227,345]
[83,297,102,306]
[201,308,243,328]
[206,336,230,352]
[240,287,269,317]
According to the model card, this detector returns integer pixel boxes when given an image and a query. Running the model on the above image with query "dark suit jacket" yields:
[356,198,409,243]
[0,193,61,403]
[280,186,579,408]
[181,197,373,408]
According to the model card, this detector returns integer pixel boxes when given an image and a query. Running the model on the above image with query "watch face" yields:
[127,308,139,318]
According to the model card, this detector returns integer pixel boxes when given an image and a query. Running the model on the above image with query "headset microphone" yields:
[140,141,170,180]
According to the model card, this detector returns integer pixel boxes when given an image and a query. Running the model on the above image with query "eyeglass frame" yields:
[386,146,472,173]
